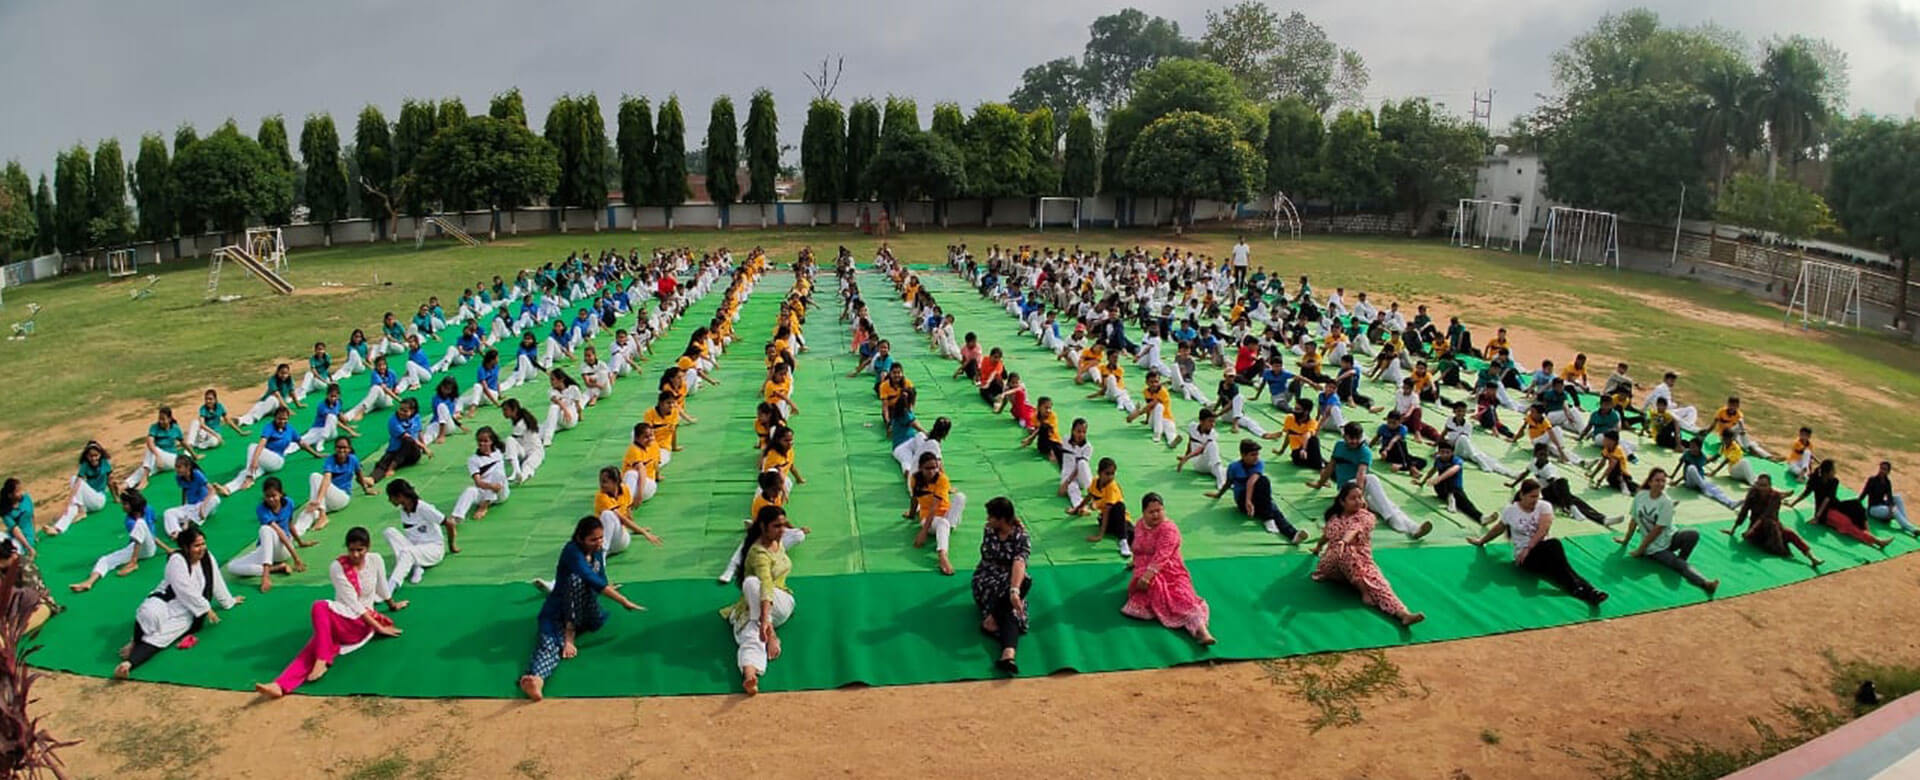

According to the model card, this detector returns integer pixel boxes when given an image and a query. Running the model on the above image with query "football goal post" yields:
[1451,199,1525,251]
[1537,206,1620,270]
[107,248,138,278]
[1784,260,1864,329]
[1037,197,1081,232]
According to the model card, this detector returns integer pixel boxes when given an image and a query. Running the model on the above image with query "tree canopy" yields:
[845,98,880,201]
[1123,110,1263,219]
[255,116,296,225]
[866,130,967,209]
[652,96,689,206]
[801,99,846,204]
[615,97,655,207]
[743,89,780,204]
[1061,107,1099,197]
[353,106,394,219]
[962,103,1032,202]
[1542,84,1707,219]
[417,116,559,218]
[705,96,740,206]
[173,124,289,236]
[300,113,350,226]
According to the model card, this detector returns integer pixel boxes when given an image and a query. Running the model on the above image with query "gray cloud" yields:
[3,0,1916,178]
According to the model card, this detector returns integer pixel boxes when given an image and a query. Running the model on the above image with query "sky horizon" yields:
[4,0,1917,180]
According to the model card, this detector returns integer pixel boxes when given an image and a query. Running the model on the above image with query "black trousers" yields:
[984,577,1035,651]
[1243,474,1302,538]
[1433,481,1482,522]
[1603,467,1639,495]
[128,606,204,670]
[1036,429,1062,463]
[979,377,1005,403]
[1519,538,1603,603]
[1097,504,1133,543]
[1381,439,1426,472]
[1542,478,1607,524]
[374,440,422,476]
[1290,435,1325,471]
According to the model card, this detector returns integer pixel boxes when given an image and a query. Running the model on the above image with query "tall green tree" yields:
[172,125,204,236]
[1008,58,1088,133]
[393,100,439,218]
[1062,107,1099,197]
[881,96,920,142]
[929,102,966,145]
[1550,9,1746,105]
[866,130,967,217]
[417,116,559,240]
[32,175,55,254]
[173,124,289,239]
[1755,40,1831,182]
[615,96,655,216]
[131,134,173,241]
[1025,108,1059,196]
[354,106,394,230]
[844,98,881,201]
[963,103,1033,223]
[1198,1,1281,100]
[652,96,690,210]
[256,116,296,225]
[1827,117,1920,328]
[1698,60,1762,196]
[705,96,740,214]
[1318,109,1388,211]
[437,98,468,130]
[576,93,608,224]
[1123,111,1263,225]
[54,146,92,252]
[1268,11,1369,111]
[0,162,33,260]
[489,88,528,128]
[1264,97,1322,196]
[1081,9,1197,110]
[88,138,133,247]
[743,89,780,222]
[1101,58,1260,194]
[300,113,350,243]
[1377,99,1484,232]
[1541,84,1707,219]
[801,98,846,213]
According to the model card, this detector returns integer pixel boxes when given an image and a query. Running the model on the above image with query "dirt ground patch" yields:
[1735,349,1905,412]
[1611,287,1794,334]
[31,552,1920,779]
[289,284,363,298]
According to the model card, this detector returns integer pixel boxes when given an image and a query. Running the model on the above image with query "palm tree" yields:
[1754,42,1830,184]
[1698,60,1761,197]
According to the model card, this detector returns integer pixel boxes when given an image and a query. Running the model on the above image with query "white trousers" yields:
[419,403,462,446]
[91,521,159,577]
[331,351,368,380]
[161,496,221,537]
[223,447,286,492]
[185,419,225,450]
[892,435,926,475]
[348,388,396,421]
[930,492,968,552]
[237,396,283,427]
[1360,474,1418,535]
[432,349,471,374]
[298,419,338,451]
[541,400,580,445]
[1191,440,1227,490]
[462,382,502,409]
[123,448,181,488]
[54,477,109,532]
[1681,464,1740,509]
[383,527,444,591]
[296,474,352,533]
[226,525,296,577]
[1104,376,1138,414]
[599,509,632,556]
[621,469,659,504]
[504,437,545,482]
[451,484,508,520]
[1448,433,1517,478]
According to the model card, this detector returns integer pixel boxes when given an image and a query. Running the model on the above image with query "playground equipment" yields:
[1451,198,1527,252]
[107,248,138,278]
[1784,259,1864,330]
[207,227,293,299]
[1270,193,1302,240]
[419,216,482,248]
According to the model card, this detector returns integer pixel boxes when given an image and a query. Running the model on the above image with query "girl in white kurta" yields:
[115,525,240,679]
[500,400,547,484]
[541,370,586,446]
[382,479,447,593]
[253,526,406,699]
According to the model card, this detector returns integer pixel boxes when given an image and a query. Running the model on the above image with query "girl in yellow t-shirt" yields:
[620,422,663,503]
[762,362,798,417]
[761,425,804,492]
[908,451,966,575]
[1070,457,1133,557]
[1124,373,1179,447]
[594,466,661,556]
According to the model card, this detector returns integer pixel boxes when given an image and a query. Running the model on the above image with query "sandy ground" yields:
[31,552,1920,779]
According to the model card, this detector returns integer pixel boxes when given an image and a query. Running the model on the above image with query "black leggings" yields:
[1097,504,1133,543]
[983,577,1034,651]
[128,608,205,670]
[374,440,422,476]
[1433,481,1482,522]
[1290,435,1325,471]
[1519,538,1603,603]
[1542,478,1608,524]
[1242,474,1302,538]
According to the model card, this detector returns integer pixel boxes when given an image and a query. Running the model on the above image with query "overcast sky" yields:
[4,0,1917,178]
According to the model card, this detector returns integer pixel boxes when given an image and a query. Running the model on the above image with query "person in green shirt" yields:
[1,479,34,557]
[1615,468,1720,595]
[124,406,186,491]
[50,441,113,535]
[723,505,796,695]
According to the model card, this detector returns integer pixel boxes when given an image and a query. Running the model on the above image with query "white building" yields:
[1451,145,1559,244]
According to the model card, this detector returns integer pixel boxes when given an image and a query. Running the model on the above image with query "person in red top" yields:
[1232,336,1261,385]
[656,274,678,300]
[976,347,1007,402]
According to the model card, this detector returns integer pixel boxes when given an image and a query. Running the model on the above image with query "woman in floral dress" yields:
[971,496,1031,674]
[1311,483,1424,626]
[1121,493,1215,645]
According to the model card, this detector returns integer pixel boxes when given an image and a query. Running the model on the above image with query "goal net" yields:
[1785,260,1863,329]
[1037,197,1081,232]
[1537,206,1620,269]
[1451,199,1525,251]
[107,248,137,278]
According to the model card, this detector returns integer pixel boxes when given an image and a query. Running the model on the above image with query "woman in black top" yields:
[972,496,1031,675]
[1863,461,1916,536]
[1788,459,1892,549]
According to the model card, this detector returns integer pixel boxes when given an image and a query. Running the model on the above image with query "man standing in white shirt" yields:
[1230,236,1251,286]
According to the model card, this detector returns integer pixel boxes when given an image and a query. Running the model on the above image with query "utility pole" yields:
[1471,89,1494,134]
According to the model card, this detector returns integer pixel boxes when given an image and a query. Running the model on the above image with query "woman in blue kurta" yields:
[517,516,643,701]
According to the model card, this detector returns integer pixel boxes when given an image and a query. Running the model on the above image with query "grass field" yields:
[5,226,1916,492]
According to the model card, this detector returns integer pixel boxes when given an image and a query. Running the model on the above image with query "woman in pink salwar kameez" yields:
[1121,493,1216,645]
[1311,483,1425,627]
[253,527,406,699]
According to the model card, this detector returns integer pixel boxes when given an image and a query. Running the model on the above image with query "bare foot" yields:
[260,577,273,594]
[1400,611,1426,627]
[938,552,954,576]
[1810,557,1825,567]
[118,642,132,660]
[472,504,489,521]
[254,682,285,699]
[306,660,330,683]
[113,662,131,680]
[115,562,139,576]
[519,675,544,701]
[1198,630,1217,647]
[912,528,929,548]
[561,640,578,660]
[69,580,95,593]
[742,669,760,696]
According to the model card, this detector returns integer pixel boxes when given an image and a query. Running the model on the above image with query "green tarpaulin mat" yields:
[23,266,1909,698]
